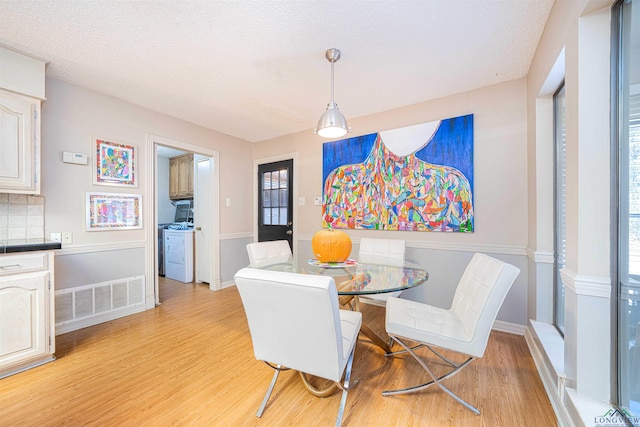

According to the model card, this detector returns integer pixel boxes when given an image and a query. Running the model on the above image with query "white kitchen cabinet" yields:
[169,154,194,200]
[0,89,41,194]
[0,251,55,378]
[0,45,46,195]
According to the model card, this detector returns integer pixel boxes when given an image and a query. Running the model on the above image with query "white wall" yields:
[526,0,614,418]
[41,78,253,291]
[156,157,174,224]
[255,78,527,246]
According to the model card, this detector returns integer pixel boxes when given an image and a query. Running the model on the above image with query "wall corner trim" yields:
[526,246,554,263]
[55,241,146,256]
[560,268,611,298]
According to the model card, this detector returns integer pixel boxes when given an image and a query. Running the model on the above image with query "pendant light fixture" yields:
[315,48,351,138]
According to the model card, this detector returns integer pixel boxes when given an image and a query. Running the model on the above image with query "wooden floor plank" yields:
[0,277,557,426]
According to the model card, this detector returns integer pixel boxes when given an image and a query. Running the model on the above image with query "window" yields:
[554,83,567,334]
[615,0,640,418]
[261,168,289,226]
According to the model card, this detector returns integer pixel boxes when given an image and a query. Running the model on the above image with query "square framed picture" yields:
[93,137,137,187]
[86,192,142,231]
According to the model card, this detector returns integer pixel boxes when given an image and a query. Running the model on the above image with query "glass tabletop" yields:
[249,256,429,296]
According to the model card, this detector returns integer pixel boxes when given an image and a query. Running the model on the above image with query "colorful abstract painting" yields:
[93,138,136,187]
[322,114,474,232]
[86,192,142,231]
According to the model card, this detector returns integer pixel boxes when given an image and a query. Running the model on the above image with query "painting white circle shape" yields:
[379,120,441,157]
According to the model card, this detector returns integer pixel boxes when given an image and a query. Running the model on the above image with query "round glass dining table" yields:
[251,256,429,297]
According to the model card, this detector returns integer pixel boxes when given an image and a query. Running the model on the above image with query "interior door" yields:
[258,159,293,248]
[194,155,212,283]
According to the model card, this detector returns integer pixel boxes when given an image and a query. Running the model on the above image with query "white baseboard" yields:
[221,279,236,289]
[219,232,253,240]
[358,297,387,307]
[493,320,527,335]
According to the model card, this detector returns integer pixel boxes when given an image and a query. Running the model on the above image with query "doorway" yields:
[257,159,293,249]
[144,134,220,307]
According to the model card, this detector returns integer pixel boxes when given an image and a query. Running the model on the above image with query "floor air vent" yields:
[55,276,145,335]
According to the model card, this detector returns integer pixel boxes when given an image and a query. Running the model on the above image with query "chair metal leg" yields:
[335,345,356,427]
[385,343,425,357]
[426,345,464,369]
[383,336,480,415]
[256,365,281,417]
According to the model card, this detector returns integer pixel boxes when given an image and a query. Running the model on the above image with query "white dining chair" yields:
[234,267,362,427]
[246,240,292,268]
[383,253,520,414]
[357,238,406,302]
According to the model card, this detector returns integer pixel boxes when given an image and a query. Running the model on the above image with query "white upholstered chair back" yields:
[234,267,356,382]
[246,240,292,268]
[358,238,406,301]
[358,238,406,267]
[450,253,520,357]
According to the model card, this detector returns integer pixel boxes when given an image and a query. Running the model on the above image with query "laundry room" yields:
[156,146,197,284]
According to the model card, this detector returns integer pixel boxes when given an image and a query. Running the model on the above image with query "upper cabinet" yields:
[0,45,47,195]
[0,90,41,194]
[169,153,194,200]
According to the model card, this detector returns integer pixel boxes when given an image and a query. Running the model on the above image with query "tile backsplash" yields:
[0,193,45,241]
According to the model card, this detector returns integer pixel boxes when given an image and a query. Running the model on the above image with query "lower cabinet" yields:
[0,251,55,378]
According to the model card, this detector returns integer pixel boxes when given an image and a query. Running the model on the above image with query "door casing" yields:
[253,152,298,255]
[257,159,294,247]
[144,134,220,308]
[194,155,213,284]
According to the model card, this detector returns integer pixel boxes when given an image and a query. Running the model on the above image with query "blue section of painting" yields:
[415,114,474,191]
[322,133,377,185]
[322,114,474,190]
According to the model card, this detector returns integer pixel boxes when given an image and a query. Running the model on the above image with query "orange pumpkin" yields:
[312,229,352,263]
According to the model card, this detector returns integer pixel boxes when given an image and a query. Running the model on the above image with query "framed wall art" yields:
[93,137,137,187]
[322,114,474,232]
[86,192,142,231]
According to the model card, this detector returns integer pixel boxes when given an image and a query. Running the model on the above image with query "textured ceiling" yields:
[0,0,554,143]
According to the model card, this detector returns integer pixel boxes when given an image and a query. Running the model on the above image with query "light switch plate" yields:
[314,197,322,206]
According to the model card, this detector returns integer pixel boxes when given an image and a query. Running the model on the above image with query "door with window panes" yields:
[258,160,293,249]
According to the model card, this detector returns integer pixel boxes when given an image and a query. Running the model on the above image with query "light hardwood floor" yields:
[0,277,557,426]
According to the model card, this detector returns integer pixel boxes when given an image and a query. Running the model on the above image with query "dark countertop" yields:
[0,239,62,254]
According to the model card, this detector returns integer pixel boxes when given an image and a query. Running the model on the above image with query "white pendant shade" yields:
[316,102,348,138]
[315,48,350,138]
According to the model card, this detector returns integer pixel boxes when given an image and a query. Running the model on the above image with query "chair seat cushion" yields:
[385,296,481,357]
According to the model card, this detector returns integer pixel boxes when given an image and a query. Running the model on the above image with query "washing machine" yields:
[164,229,194,283]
